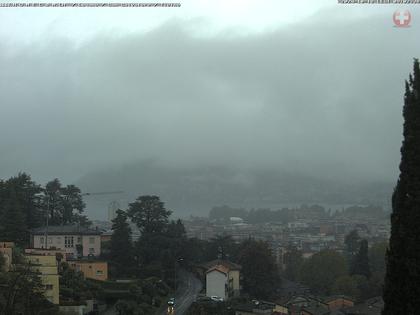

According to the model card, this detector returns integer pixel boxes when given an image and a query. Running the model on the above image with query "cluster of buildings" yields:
[275,294,383,315]
[0,225,109,313]
[186,206,389,315]
[185,207,390,266]
[197,259,383,315]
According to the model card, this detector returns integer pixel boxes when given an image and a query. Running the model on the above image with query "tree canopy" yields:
[110,209,134,277]
[127,195,172,235]
[0,174,89,245]
[383,59,420,314]
[351,239,371,279]
[299,250,347,295]
[237,239,280,299]
[0,260,58,314]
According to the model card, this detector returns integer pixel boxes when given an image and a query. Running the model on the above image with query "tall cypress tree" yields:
[383,59,420,315]
[110,209,134,277]
[350,239,370,279]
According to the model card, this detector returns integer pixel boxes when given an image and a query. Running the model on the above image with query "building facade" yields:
[205,260,241,300]
[25,254,60,304]
[30,225,102,259]
[68,260,108,281]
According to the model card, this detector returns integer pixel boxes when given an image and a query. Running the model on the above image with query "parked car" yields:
[210,296,224,302]
[195,296,212,302]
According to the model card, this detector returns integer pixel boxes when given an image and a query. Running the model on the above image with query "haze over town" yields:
[1,1,419,219]
[2,2,420,315]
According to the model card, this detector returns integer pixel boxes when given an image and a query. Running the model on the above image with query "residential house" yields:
[68,259,108,281]
[284,295,328,315]
[301,304,330,315]
[235,304,272,315]
[341,296,383,315]
[30,225,102,259]
[204,260,241,300]
[25,254,60,304]
[324,296,354,312]
[285,294,355,315]
[235,301,288,315]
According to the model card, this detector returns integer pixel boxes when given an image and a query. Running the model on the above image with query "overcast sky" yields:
[1,0,420,186]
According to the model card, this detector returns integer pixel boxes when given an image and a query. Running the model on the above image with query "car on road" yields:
[210,295,224,302]
[167,297,175,306]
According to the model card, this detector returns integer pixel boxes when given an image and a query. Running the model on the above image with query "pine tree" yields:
[110,209,134,277]
[43,179,87,226]
[6,173,44,239]
[0,187,27,245]
[383,59,420,315]
[350,239,370,279]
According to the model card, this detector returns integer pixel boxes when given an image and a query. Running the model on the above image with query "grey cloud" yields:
[0,9,418,196]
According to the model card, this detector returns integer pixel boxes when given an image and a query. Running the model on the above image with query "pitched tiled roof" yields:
[202,259,242,271]
[30,225,101,235]
[206,264,230,275]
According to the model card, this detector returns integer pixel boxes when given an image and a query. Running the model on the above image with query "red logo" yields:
[393,10,411,28]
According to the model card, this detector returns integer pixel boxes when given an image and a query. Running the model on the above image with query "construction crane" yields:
[45,190,124,248]
[82,191,124,197]
[42,190,125,249]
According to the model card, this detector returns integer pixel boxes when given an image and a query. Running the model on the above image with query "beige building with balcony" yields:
[25,254,60,304]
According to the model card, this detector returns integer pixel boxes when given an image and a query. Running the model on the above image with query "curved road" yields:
[157,270,202,315]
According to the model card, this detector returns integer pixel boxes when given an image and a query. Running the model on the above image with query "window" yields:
[96,270,104,275]
[45,284,53,290]
[89,237,95,244]
[65,236,74,248]
[56,237,62,244]
[77,236,82,243]
[48,237,52,244]
[89,248,95,254]
[40,237,44,245]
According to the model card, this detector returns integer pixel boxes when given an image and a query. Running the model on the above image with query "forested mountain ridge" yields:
[76,161,392,218]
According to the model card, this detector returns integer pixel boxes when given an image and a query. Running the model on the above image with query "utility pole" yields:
[44,194,50,249]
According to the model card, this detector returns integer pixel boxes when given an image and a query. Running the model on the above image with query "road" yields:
[157,270,202,315]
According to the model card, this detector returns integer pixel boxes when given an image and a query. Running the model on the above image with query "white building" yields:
[30,225,102,259]
[205,260,241,301]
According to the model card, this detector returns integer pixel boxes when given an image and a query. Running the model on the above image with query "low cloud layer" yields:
[1,9,418,188]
